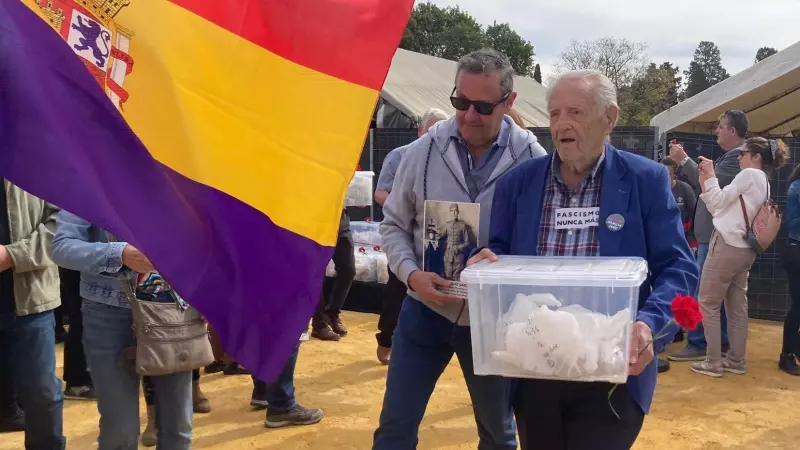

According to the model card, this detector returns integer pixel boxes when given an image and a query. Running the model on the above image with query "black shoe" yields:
[0,405,25,433]
[223,362,250,376]
[204,360,226,374]
[250,385,269,410]
[265,404,324,428]
[311,326,341,341]
[329,315,348,337]
[55,330,67,344]
[657,358,671,373]
[779,353,800,376]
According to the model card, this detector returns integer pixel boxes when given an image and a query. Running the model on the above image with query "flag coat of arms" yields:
[0,0,413,381]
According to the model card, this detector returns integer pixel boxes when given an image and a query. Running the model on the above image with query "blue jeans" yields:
[253,343,300,411]
[688,243,730,349]
[373,298,517,450]
[0,310,65,450]
[82,301,193,450]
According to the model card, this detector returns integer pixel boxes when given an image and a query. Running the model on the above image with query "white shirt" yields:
[699,168,769,248]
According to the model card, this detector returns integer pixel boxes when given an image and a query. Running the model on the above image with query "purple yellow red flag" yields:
[0,0,413,380]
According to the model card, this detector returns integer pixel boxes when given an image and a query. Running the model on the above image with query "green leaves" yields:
[400,4,536,77]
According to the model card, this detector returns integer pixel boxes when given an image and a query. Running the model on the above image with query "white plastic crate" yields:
[460,256,648,384]
[345,171,375,207]
[350,221,381,246]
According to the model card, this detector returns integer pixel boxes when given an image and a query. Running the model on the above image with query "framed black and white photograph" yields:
[422,200,480,282]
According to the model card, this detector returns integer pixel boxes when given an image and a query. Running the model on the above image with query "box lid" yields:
[460,256,648,287]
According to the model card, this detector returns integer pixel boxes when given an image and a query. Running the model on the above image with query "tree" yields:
[755,46,778,63]
[400,3,484,60]
[399,3,536,77]
[658,62,683,106]
[684,41,729,99]
[554,37,649,88]
[533,64,542,83]
[484,22,535,76]
[618,63,682,126]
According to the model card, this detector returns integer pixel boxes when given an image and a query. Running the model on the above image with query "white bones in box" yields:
[345,171,375,207]
[460,256,647,384]
[350,221,381,246]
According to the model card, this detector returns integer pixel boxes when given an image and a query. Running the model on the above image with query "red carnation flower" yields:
[670,294,703,331]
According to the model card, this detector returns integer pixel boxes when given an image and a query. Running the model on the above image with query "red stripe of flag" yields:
[168,0,414,90]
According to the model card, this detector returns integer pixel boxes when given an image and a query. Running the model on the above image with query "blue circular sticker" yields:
[605,214,625,232]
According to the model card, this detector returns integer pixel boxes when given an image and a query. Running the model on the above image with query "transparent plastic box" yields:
[345,171,375,207]
[325,246,388,284]
[350,221,381,246]
[460,256,648,384]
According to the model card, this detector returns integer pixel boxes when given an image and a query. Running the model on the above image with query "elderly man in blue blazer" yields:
[468,70,699,450]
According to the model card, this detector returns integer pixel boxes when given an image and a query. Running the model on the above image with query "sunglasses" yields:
[449,87,510,115]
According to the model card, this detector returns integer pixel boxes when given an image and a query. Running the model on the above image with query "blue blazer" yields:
[488,145,699,413]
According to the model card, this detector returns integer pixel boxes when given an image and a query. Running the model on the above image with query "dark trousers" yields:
[252,343,301,412]
[59,268,92,388]
[373,299,517,449]
[514,380,644,450]
[314,211,355,327]
[375,269,407,348]
[782,240,800,355]
[0,361,19,416]
[0,311,65,449]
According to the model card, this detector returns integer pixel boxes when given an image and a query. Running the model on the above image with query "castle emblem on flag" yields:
[34,0,135,109]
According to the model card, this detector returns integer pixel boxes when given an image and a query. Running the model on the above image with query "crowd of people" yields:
[0,46,797,450]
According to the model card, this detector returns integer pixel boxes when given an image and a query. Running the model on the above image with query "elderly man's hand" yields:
[628,321,654,376]
[407,270,460,306]
[669,143,687,163]
[466,248,499,267]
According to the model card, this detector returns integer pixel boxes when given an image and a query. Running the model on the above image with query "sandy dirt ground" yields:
[1,312,798,449]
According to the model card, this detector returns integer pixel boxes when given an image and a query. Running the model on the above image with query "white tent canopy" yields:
[379,49,549,128]
[651,41,800,137]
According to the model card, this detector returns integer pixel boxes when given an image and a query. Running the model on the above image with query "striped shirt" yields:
[537,152,605,257]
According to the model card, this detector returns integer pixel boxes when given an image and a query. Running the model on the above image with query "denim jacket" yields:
[51,210,136,308]
[786,180,800,242]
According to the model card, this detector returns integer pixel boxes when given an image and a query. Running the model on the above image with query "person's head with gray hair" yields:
[547,70,620,178]
[418,108,449,137]
[450,48,517,152]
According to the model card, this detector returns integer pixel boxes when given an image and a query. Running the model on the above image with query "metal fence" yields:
[666,132,800,321]
[354,127,799,321]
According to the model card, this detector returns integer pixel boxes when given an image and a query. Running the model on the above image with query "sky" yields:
[423,0,799,84]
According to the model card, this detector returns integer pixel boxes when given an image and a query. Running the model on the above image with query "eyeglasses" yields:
[449,87,510,116]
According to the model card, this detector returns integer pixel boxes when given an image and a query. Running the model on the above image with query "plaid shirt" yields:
[537,152,605,257]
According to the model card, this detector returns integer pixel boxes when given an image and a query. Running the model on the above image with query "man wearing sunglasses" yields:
[374,48,546,450]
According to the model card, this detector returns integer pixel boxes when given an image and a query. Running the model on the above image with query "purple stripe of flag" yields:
[0,0,331,381]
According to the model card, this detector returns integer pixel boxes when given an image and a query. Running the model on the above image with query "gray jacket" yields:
[380,116,546,325]
[692,145,743,243]
[4,182,60,316]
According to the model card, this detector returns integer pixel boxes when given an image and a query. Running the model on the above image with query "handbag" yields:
[739,173,781,254]
[129,274,215,376]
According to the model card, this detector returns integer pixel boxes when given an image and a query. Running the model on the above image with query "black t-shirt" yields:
[0,182,14,312]
[671,179,697,242]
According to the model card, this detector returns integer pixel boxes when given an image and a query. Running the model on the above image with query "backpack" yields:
[739,172,781,254]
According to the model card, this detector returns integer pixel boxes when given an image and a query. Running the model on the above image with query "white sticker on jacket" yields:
[554,207,600,229]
